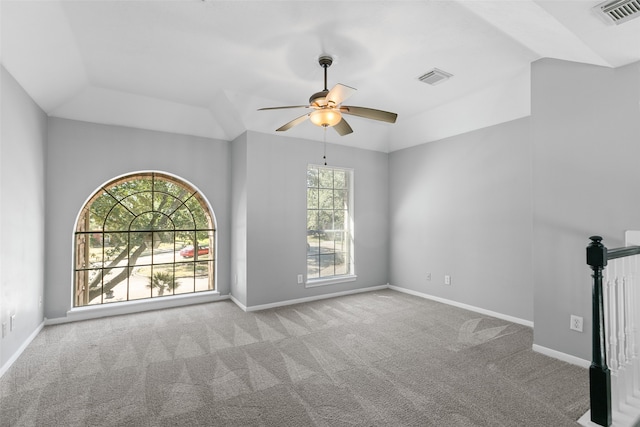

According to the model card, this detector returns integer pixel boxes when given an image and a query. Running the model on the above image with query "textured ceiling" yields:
[2,0,640,152]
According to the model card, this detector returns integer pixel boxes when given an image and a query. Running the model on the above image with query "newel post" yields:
[586,235,612,426]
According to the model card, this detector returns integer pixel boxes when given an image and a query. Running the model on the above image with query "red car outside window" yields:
[179,245,209,258]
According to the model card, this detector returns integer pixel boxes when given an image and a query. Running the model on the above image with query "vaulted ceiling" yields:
[2,1,640,152]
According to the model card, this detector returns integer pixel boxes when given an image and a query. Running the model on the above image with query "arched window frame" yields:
[73,171,217,307]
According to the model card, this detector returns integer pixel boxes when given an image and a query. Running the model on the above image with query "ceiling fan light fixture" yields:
[310,109,342,127]
[258,54,396,136]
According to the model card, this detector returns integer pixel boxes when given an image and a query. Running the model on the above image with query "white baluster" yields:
[609,275,619,373]
[615,270,625,412]
[628,257,640,405]
[604,275,612,370]
[634,256,640,398]
[619,274,630,407]
[623,273,635,404]
[619,275,627,368]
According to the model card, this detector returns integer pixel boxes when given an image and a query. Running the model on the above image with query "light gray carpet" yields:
[0,289,589,426]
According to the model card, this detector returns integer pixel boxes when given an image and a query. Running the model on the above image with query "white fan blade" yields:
[326,84,356,106]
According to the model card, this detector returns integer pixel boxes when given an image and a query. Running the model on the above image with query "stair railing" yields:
[587,236,640,426]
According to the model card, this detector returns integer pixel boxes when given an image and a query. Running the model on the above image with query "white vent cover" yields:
[418,68,453,86]
[595,0,640,25]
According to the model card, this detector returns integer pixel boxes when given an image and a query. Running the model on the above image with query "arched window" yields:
[74,172,216,307]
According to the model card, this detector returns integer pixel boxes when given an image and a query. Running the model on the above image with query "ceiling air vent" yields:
[595,0,640,25]
[418,68,453,86]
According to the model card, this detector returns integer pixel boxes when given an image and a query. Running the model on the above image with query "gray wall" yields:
[44,120,389,317]
[389,117,534,321]
[0,66,47,370]
[45,118,231,319]
[241,131,389,307]
[388,58,640,360]
[230,132,248,306]
[531,59,640,359]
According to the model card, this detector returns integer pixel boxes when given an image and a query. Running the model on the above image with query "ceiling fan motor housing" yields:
[309,90,330,107]
[310,56,334,107]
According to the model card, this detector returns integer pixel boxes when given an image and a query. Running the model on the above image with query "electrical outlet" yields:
[426,273,431,281]
[444,275,451,285]
[297,274,303,284]
[570,315,583,332]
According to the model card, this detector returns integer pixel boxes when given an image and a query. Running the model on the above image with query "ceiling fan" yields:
[259,55,398,136]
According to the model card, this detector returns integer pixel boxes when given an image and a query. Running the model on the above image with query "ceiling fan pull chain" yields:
[323,126,328,165]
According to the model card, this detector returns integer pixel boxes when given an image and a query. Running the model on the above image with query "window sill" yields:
[57,291,224,324]
[305,275,357,288]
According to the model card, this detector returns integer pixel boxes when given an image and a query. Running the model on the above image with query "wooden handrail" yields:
[606,245,640,260]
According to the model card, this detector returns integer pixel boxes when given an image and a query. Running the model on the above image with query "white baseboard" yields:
[0,320,45,379]
[229,295,247,312]
[388,285,534,328]
[45,292,230,325]
[532,344,590,368]
[577,411,599,427]
[578,406,640,426]
[238,284,389,312]
[389,285,593,369]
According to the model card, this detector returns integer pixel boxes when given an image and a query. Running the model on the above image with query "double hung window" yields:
[306,165,354,283]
